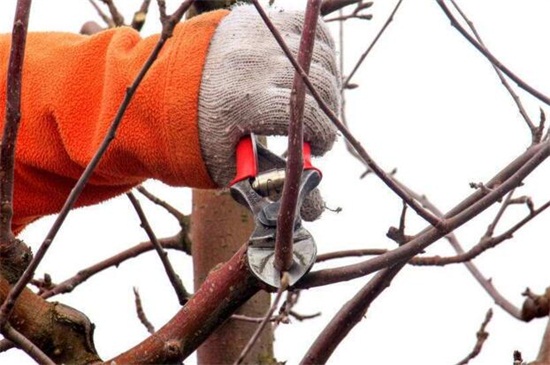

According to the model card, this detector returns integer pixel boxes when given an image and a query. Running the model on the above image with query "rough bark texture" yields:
[110,244,261,364]
[0,277,99,364]
[191,189,274,364]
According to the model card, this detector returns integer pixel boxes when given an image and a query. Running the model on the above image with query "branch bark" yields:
[109,245,261,364]
[275,0,321,272]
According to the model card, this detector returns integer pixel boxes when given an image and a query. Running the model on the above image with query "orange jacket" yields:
[0,10,228,234]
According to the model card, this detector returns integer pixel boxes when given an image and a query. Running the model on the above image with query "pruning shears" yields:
[230,135,322,288]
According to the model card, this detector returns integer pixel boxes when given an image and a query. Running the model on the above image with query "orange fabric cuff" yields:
[0,10,229,233]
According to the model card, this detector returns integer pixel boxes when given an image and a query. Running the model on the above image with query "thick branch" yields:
[301,264,403,364]
[109,245,261,364]
[299,141,550,288]
[0,276,99,363]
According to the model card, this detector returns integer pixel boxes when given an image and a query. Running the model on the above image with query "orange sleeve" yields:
[0,10,229,234]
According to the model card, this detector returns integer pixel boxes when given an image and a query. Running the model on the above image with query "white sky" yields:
[1,0,550,364]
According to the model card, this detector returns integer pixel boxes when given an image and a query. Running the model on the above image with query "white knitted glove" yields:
[198,4,340,220]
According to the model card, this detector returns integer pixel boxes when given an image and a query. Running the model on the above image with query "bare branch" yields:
[99,0,125,26]
[437,0,550,106]
[88,0,115,28]
[390,178,523,319]
[235,273,289,365]
[127,192,190,305]
[299,141,549,307]
[456,309,493,365]
[271,0,322,272]
[0,0,32,243]
[134,287,156,335]
[301,264,403,364]
[136,186,188,225]
[448,0,538,143]
[42,233,187,298]
[132,0,152,31]
[534,306,550,363]
[343,0,403,89]
[109,245,261,364]
[320,0,363,16]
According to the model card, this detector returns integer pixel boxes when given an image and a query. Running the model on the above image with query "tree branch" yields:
[342,0,403,89]
[109,245,261,364]
[448,0,540,144]
[456,309,493,365]
[301,264,403,364]
[437,0,550,107]
[127,192,190,305]
[42,232,187,298]
[273,0,322,272]
[299,141,550,289]
[320,0,362,16]
[0,0,32,243]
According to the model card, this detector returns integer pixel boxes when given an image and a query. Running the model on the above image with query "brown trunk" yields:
[191,189,274,364]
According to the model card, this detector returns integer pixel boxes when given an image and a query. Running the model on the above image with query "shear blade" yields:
[246,235,316,288]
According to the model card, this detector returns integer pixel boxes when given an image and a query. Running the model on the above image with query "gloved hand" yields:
[197,5,340,220]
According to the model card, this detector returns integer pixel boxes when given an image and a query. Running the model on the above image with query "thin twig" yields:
[88,0,115,27]
[136,186,187,223]
[99,0,125,26]
[437,0,550,106]
[127,192,190,305]
[448,0,539,143]
[456,309,493,365]
[315,192,550,267]
[301,264,403,364]
[42,233,187,298]
[324,13,372,22]
[274,0,322,272]
[343,0,403,89]
[0,0,196,327]
[320,0,362,15]
[234,273,289,365]
[252,0,442,229]
[133,287,156,334]
[0,0,32,243]
[391,178,524,319]
[413,196,550,265]
[483,190,515,239]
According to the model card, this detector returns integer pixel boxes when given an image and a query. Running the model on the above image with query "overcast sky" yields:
[1,1,550,364]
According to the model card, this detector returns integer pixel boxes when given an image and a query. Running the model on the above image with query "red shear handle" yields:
[230,136,322,186]
[303,142,322,177]
[230,135,258,185]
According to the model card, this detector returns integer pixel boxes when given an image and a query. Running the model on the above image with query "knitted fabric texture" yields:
[197,5,340,187]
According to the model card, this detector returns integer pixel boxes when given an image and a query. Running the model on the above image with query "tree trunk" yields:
[191,189,274,364]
